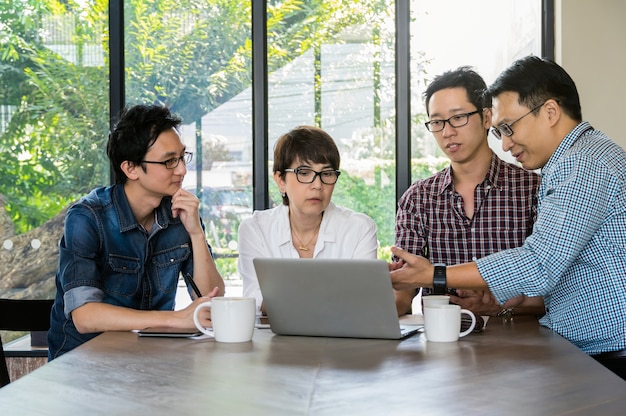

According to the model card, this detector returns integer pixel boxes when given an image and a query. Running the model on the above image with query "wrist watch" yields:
[432,263,446,295]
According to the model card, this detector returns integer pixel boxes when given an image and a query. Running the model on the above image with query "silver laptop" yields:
[253,258,421,339]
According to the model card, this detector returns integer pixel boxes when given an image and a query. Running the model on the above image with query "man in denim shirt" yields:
[391,56,626,380]
[48,105,225,359]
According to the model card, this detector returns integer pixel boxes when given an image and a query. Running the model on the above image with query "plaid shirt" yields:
[395,152,540,269]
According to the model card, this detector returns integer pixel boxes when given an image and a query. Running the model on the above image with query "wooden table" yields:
[0,316,624,415]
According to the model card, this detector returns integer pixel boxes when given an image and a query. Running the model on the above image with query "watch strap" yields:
[433,264,446,295]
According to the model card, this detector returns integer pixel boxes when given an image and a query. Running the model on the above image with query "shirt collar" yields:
[113,184,179,232]
[485,152,503,189]
[276,202,337,248]
[276,205,293,247]
[542,121,593,175]
[435,151,500,195]
[436,166,454,195]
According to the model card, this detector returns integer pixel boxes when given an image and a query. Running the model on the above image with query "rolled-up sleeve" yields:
[58,205,105,316]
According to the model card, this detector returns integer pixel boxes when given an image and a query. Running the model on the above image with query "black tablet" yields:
[137,327,203,338]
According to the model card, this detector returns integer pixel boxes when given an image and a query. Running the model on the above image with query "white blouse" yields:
[237,202,379,312]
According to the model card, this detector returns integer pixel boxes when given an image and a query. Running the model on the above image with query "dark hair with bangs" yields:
[273,126,340,205]
[107,104,182,184]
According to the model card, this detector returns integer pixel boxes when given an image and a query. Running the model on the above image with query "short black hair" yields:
[424,66,489,116]
[107,104,182,184]
[486,55,582,122]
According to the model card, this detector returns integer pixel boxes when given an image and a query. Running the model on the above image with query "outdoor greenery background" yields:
[1,0,445,281]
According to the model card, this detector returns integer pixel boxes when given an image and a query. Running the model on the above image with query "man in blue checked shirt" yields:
[390,55,626,380]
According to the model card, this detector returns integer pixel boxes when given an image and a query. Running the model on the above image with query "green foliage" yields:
[333,162,396,247]
[333,158,447,249]
[1,0,397,234]
[1,0,109,232]
[124,0,253,120]
[214,256,238,280]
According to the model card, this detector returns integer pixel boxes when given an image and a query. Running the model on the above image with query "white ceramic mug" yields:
[423,304,476,342]
[193,297,256,343]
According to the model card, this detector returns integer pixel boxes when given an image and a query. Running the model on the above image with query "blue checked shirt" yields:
[477,122,626,355]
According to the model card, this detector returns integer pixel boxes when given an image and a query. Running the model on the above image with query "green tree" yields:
[333,158,448,249]
[1,0,109,232]
[1,0,397,233]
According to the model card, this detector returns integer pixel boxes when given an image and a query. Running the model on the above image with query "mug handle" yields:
[193,301,213,336]
[459,309,476,338]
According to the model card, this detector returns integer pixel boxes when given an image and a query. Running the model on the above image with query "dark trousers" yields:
[591,352,626,380]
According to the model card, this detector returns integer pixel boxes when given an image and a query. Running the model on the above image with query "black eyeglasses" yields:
[284,167,341,185]
[142,152,193,169]
[424,110,481,132]
[491,103,545,139]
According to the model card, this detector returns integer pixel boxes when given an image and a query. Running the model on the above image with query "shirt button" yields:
[472,256,477,261]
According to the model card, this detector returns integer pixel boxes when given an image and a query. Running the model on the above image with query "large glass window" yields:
[410,0,542,174]
[1,0,109,341]
[0,1,109,295]
[123,0,252,286]
[1,1,544,309]
[266,1,398,255]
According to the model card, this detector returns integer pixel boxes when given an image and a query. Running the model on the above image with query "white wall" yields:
[556,0,626,150]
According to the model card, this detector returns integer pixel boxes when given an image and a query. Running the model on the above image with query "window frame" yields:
[108,0,553,207]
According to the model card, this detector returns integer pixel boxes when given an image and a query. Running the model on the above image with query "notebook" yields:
[253,258,422,340]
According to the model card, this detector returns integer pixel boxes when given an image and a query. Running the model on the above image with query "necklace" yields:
[291,224,321,251]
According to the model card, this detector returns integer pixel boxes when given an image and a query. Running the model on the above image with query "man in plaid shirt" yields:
[394,67,544,318]
[391,57,626,380]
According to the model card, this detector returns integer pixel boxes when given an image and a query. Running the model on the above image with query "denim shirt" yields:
[48,185,198,359]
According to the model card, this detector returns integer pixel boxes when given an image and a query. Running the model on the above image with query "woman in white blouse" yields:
[238,126,379,314]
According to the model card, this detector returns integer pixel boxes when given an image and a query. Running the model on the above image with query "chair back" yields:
[0,298,54,388]
[0,299,53,331]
